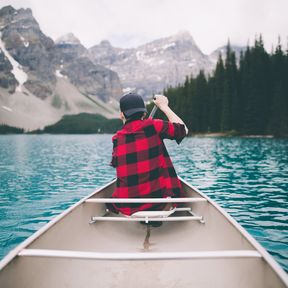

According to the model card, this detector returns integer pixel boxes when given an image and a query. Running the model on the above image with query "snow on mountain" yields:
[0,32,27,91]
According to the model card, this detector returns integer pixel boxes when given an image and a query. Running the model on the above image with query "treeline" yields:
[0,124,24,134]
[31,113,122,134]
[0,114,122,134]
[161,37,288,136]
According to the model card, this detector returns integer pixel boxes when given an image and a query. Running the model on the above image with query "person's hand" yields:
[153,94,169,110]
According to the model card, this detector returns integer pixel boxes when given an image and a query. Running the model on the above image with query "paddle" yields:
[149,105,158,118]
[148,96,158,119]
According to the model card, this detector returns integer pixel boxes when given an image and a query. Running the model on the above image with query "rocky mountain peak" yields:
[55,33,82,45]
[0,5,122,103]
[54,32,88,63]
[99,40,112,48]
[0,5,16,16]
[171,30,195,42]
[0,5,55,98]
[209,45,246,64]
[0,6,37,31]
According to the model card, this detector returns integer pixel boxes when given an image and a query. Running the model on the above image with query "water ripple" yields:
[166,137,288,271]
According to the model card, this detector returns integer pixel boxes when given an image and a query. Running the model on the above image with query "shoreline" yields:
[189,132,275,138]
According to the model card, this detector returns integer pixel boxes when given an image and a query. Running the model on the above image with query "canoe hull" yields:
[0,178,287,288]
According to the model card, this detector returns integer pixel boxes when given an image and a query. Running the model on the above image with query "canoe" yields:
[0,177,287,288]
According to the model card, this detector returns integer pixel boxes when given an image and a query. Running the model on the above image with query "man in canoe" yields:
[109,92,188,224]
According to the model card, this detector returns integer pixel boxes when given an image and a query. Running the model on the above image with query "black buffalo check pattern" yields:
[109,118,186,215]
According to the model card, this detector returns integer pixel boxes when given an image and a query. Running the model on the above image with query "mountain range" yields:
[0,5,244,131]
[89,31,215,97]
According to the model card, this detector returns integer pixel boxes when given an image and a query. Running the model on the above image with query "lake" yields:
[0,134,287,272]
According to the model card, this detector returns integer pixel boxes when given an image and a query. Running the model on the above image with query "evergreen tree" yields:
[210,54,225,132]
[239,46,253,133]
[269,40,288,135]
[194,71,209,132]
[221,42,238,132]
[245,36,271,134]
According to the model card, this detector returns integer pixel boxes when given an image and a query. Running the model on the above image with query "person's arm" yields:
[110,137,118,168]
[153,94,189,135]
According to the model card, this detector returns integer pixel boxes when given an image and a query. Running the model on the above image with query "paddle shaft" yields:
[149,105,158,118]
[148,94,159,119]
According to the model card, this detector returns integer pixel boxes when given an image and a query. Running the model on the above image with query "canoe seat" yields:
[90,207,205,224]
[131,207,190,221]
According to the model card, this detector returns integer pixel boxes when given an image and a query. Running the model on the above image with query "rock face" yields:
[0,6,122,101]
[54,34,122,102]
[61,57,122,102]
[54,33,89,63]
[0,6,55,99]
[89,31,214,98]
[0,47,18,92]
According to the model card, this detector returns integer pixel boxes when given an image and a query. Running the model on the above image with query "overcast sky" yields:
[1,0,287,54]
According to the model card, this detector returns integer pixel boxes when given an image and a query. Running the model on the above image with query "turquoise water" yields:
[0,135,287,272]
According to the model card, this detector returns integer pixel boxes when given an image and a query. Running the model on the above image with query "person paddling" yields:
[109,92,188,224]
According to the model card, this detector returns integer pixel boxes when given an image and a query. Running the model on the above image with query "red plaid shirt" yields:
[109,118,186,216]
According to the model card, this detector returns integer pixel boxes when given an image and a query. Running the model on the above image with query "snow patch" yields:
[2,106,12,112]
[55,70,64,78]
[163,42,176,50]
[56,33,80,45]
[20,35,29,47]
[16,86,23,92]
[0,32,28,88]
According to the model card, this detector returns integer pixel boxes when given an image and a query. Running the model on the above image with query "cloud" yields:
[1,0,287,53]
